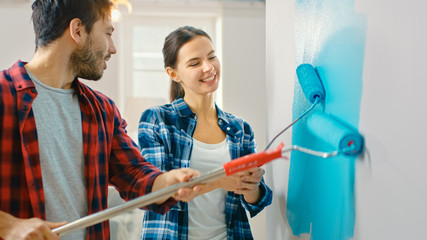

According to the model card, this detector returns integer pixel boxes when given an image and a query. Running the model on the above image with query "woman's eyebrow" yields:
[185,50,216,64]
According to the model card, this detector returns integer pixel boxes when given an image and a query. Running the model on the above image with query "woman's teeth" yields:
[202,75,215,82]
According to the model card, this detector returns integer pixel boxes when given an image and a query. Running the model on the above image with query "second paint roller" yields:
[307,111,363,155]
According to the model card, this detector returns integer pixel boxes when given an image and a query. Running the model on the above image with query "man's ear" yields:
[69,18,85,44]
[166,67,180,82]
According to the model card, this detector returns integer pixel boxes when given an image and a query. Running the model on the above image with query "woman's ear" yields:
[166,67,180,82]
[69,18,84,44]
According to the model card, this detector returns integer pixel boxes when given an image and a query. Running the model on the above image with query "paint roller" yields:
[54,126,363,237]
[54,125,363,237]
[53,138,360,237]
[54,137,362,237]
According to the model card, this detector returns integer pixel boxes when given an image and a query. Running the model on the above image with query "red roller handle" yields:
[223,142,285,176]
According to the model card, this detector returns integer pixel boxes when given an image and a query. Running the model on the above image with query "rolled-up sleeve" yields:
[241,180,273,217]
[109,104,177,214]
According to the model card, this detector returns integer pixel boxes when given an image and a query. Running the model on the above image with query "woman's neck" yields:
[184,94,216,120]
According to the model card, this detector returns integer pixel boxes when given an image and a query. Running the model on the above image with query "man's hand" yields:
[0,211,66,240]
[152,168,203,203]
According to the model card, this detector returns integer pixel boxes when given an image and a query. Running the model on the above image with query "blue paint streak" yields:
[287,1,367,239]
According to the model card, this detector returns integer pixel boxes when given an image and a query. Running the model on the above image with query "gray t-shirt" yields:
[27,68,87,239]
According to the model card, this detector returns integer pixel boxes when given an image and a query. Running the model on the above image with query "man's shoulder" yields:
[76,81,115,106]
[0,61,25,81]
[0,61,31,93]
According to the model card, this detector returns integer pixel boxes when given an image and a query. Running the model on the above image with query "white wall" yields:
[265,0,300,239]
[266,0,427,239]
[221,3,267,240]
[354,0,427,239]
[0,3,34,69]
[221,2,267,150]
[0,2,121,102]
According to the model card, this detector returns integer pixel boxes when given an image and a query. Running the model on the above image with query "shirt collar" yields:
[10,60,35,91]
[171,97,194,118]
[215,104,230,126]
[11,60,83,95]
[171,96,229,123]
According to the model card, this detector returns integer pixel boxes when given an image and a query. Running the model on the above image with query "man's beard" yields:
[69,37,108,81]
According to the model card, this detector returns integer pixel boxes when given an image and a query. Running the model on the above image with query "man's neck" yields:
[25,44,75,89]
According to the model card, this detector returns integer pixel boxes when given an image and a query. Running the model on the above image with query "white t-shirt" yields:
[188,138,231,240]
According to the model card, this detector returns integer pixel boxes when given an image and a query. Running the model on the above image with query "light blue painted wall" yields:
[266,0,427,239]
[286,1,366,239]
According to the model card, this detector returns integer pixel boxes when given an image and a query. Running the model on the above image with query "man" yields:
[0,1,201,239]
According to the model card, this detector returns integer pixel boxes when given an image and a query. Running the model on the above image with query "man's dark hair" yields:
[31,0,113,49]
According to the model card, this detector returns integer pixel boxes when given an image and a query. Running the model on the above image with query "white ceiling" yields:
[0,0,29,2]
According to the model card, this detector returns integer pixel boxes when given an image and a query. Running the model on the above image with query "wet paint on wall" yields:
[287,0,366,239]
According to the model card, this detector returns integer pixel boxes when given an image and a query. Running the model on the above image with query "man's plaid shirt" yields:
[0,61,176,239]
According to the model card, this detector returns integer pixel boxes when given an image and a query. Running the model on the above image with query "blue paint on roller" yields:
[307,111,363,155]
[296,64,325,103]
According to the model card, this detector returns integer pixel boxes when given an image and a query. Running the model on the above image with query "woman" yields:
[138,26,272,240]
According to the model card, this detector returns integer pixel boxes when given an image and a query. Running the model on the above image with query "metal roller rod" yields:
[265,97,320,150]
[283,145,339,158]
[53,168,226,236]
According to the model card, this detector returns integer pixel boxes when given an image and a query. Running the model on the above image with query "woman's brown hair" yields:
[162,26,211,102]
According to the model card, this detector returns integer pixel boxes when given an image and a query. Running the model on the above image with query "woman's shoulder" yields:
[219,109,253,131]
[140,103,176,123]
[221,110,243,122]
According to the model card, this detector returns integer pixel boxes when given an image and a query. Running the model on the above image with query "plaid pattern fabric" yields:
[138,97,273,240]
[0,61,175,239]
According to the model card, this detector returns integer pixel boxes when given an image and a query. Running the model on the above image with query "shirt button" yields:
[31,88,37,93]
[226,127,231,131]
[23,105,28,111]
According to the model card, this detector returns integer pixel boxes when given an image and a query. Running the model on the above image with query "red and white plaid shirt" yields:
[0,60,176,239]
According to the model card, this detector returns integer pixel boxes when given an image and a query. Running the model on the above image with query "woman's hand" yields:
[152,168,204,203]
[213,167,265,204]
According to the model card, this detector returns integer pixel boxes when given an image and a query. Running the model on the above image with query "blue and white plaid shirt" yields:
[138,97,273,240]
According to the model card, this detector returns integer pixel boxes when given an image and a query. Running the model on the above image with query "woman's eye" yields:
[189,62,199,67]
[209,56,216,60]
